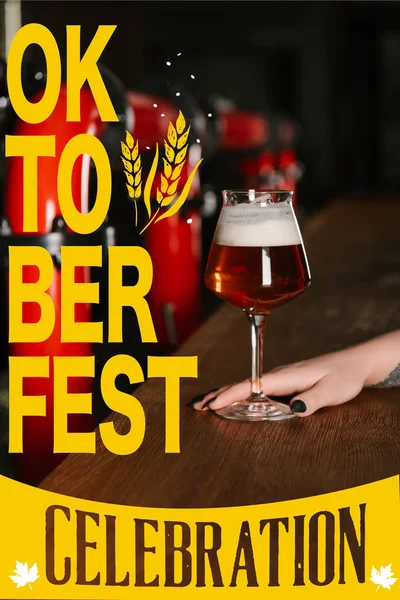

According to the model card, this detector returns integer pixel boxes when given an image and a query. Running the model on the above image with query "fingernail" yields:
[187,388,219,406]
[187,394,206,406]
[202,397,217,409]
[290,399,307,413]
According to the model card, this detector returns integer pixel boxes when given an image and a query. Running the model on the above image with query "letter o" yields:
[7,24,61,124]
[58,134,111,234]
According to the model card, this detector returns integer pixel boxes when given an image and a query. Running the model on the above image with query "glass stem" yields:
[250,314,266,399]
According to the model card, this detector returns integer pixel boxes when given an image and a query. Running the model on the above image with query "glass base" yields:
[215,396,296,422]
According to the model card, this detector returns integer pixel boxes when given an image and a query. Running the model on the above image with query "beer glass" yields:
[205,190,311,421]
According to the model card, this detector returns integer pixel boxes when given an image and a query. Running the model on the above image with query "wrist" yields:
[349,345,376,386]
[353,332,400,387]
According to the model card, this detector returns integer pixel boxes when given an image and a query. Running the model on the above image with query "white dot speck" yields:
[187,218,193,224]
[153,103,158,108]
[161,113,165,117]
[190,74,195,79]
[196,138,200,143]
[176,92,180,97]
[177,53,182,56]
[208,113,212,117]
[35,72,43,80]
[146,146,150,150]
[166,61,171,66]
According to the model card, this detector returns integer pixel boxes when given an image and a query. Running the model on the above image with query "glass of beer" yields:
[205,190,311,421]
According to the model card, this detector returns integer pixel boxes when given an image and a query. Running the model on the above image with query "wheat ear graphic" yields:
[121,131,142,226]
[139,111,203,234]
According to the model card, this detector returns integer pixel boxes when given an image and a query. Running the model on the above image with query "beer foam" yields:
[215,204,302,247]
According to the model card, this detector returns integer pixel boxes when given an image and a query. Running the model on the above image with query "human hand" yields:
[189,346,376,417]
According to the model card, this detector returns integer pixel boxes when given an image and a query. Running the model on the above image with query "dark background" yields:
[19,0,400,211]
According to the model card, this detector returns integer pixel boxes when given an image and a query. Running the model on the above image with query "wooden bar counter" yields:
[41,199,400,506]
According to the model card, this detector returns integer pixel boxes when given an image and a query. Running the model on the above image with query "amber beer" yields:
[205,203,311,314]
[205,192,311,421]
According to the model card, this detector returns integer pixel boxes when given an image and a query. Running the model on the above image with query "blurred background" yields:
[0,0,399,484]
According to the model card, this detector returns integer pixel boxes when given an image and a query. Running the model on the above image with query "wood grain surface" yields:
[41,199,400,506]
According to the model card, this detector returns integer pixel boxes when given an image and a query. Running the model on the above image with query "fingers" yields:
[207,366,316,411]
[188,385,230,411]
[262,366,317,396]
[189,357,364,417]
[206,379,252,410]
[289,374,361,417]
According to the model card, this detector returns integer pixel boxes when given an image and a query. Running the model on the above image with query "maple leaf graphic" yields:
[9,561,39,590]
[370,564,397,591]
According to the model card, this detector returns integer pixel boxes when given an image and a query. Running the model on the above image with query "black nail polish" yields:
[203,397,217,408]
[187,394,206,406]
[187,388,219,406]
[290,399,307,413]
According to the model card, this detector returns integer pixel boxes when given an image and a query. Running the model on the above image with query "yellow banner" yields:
[0,475,398,598]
